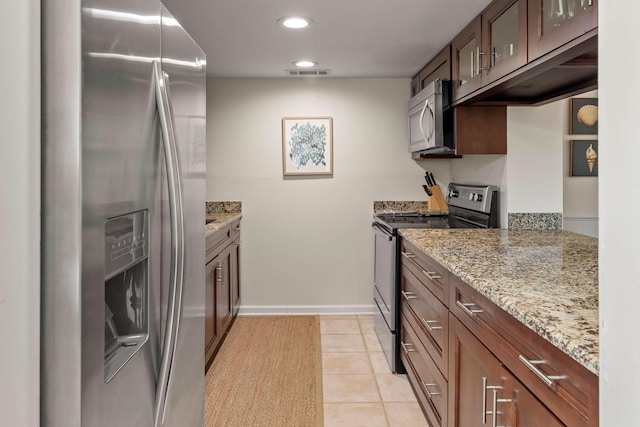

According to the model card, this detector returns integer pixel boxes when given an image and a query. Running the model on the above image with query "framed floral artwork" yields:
[282,116,333,176]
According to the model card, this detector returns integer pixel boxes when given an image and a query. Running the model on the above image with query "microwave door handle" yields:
[426,100,435,142]
[418,99,428,143]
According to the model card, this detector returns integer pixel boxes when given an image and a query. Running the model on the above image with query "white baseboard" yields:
[563,216,598,238]
[238,304,377,317]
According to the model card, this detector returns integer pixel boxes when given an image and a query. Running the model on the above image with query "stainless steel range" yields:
[372,183,498,372]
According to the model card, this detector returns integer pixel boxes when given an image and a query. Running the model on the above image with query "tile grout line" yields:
[358,316,391,427]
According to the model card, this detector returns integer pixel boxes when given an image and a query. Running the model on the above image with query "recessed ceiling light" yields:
[294,60,317,68]
[278,16,312,29]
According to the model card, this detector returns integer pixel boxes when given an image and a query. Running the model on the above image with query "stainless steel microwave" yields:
[407,79,454,154]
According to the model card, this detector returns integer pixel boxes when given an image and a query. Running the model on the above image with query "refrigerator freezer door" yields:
[79,0,162,425]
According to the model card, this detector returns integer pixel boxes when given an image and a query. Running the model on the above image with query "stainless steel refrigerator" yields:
[41,1,207,425]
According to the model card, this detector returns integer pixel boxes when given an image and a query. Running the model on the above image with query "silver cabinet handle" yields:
[153,60,185,427]
[401,251,416,259]
[216,263,223,285]
[422,318,443,331]
[518,355,567,388]
[476,46,488,75]
[482,377,488,424]
[482,377,510,426]
[470,48,475,79]
[421,269,442,280]
[401,291,418,301]
[456,299,484,317]
[421,381,441,400]
[400,341,415,354]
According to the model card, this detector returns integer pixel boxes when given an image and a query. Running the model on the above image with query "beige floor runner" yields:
[205,316,323,426]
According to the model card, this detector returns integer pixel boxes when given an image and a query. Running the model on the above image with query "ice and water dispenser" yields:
[104,211,149,382]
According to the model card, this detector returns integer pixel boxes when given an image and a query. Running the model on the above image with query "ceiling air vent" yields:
[286,69,331,77]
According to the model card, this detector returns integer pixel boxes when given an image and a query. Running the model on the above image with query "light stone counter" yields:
[205,201,242,238]
[399,228,599,375]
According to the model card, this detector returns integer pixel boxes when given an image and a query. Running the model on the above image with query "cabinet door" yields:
[448,315,513,427]
[216,246,233,336]
[481,0,528,85]
[451,17,482,101]
[231,239,240,316]
[205,259,219,365]
[419,45,452,89]
[504,367,564,427]
[411,77,420,97]
[528,0,598,61]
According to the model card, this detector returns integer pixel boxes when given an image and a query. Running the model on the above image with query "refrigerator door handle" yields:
[152,60,186,427]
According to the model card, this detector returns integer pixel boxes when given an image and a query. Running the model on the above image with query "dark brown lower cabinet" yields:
[401,313,448,427]
[204,259,218,364]
[449,315,562,427]
[205,244,232,366]
[205,219,241,369]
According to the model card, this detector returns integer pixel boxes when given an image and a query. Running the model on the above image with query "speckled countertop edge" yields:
[399,228,599,375]
[205,201,242,238]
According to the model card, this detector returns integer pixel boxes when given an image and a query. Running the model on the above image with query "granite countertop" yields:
[399,228,599,375]
[205,201,242,238]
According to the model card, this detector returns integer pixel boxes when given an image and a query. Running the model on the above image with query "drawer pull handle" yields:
[482,377,511,426]
[518,355,567,388]
[421,318,443,331]
[401,251,416,259]
[421,381,441,400]
[401,291,418,301]
[400,341,415,354]
[456,300,484,317]
[421,269,442,280]
[216,263,224,285]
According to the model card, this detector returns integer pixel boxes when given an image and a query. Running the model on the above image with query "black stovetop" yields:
[374,213,450,232]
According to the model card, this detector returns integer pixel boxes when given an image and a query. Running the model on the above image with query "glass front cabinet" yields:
[528,0,598,61]
[452,0,527,101]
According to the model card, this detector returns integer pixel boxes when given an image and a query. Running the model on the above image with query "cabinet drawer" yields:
[400,314,448,427]
[401,264,448,377]
[230,218,241,241]
[450,276,598,426]
[401,239,449,305]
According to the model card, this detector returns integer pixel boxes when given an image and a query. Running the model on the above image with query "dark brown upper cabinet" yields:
[528,0,598,61]
[452,0,527,102]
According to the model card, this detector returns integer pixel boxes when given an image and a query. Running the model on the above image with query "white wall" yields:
[599,2,640,424]
[506,102,564,214]
[206,78,451,311]
[563,90,599,236]
[0,1,40,425]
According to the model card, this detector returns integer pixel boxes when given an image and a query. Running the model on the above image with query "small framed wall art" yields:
[569,98,598,135]
[570,140,598,177]
[282,116,333,176]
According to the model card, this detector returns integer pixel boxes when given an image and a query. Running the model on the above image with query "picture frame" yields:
[570,140,598,177]
[282,116,333,176]
[569,98,598,135]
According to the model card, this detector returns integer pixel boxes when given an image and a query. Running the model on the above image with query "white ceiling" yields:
[162,0,493,78]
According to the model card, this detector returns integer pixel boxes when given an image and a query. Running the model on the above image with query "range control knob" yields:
[468,193,474,201]
[449,188,459,198]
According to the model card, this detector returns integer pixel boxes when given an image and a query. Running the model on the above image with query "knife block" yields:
[427,185,449,212]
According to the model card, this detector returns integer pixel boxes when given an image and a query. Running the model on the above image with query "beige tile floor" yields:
[321,315,429,427]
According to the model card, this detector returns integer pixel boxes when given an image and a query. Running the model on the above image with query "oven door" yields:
[373,223,396,331]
